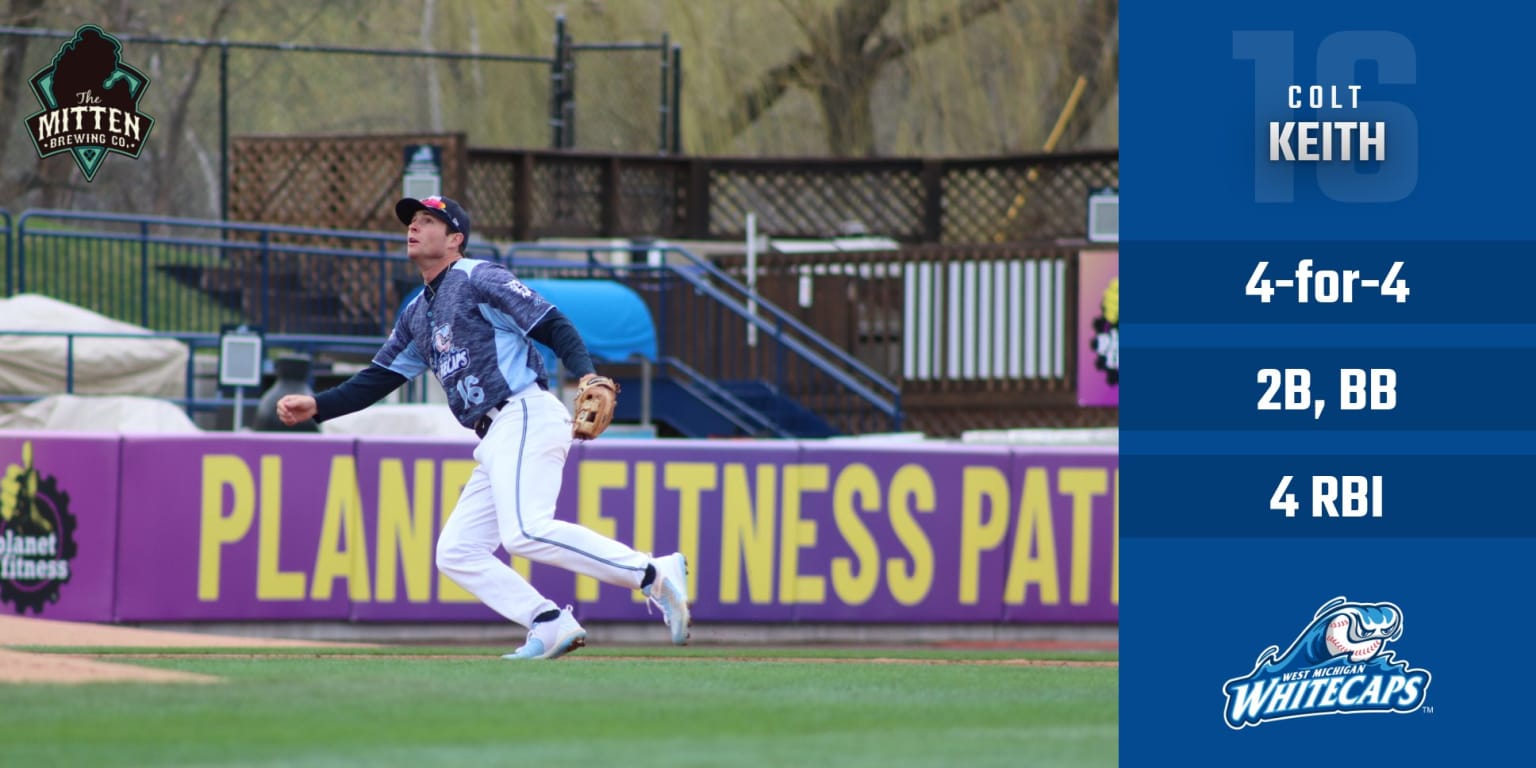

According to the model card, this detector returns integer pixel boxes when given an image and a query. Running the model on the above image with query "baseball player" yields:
[276,195,690,659]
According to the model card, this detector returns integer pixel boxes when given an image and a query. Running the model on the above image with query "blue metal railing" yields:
[13,209,499,335]
[0,208,902,435]
[659,355,792,438]
[1,209,11,297]
[0,329,389,417]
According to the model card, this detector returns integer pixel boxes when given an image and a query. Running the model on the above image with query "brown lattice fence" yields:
[940,154,1120,244]
[231,134,470,233]
[230,137,1116,245]
[228,134,474,332]
[705,160,926,241]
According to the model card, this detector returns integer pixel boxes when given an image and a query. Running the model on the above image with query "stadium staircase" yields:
[507,244,899,438]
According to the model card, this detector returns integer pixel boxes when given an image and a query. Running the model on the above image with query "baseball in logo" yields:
[0,442,78,614]
[24,24,155,181]
[1222,596,1432,728]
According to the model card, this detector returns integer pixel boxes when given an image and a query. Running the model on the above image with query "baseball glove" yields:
[572,375,620,440]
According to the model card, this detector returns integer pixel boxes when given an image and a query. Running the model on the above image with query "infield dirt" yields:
[0,615,367,684]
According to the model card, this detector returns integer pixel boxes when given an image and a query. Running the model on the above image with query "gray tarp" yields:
[0,394,201,432]
[0,294,187,402]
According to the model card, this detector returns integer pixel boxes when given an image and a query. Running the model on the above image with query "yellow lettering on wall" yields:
[629,462,656,603]
[1004,467,1059,605]
[577,461,628,602]
[665,462,717,599]
[959,466,1011,605]
[376,459,435,603]
[720,464,777,604]
[199,455,255,601]
[258,455,306,600]
[437,459,481,602]
[830,463,879,606]
[1113,469,1119,605]
[311,456,371,601]
[1058,468,1107,606]
[887,465,934,606]
[779,464,827,604]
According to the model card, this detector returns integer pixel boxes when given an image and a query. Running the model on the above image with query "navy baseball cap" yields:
[395,195,470,240]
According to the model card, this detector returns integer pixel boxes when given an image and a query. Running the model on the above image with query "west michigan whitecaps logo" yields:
[431,323,468,379]
[1223,597,1431,728]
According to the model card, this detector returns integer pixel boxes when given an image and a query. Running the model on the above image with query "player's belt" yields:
[473,399,511,439]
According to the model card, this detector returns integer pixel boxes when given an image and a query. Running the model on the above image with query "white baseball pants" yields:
[435,387,649,627]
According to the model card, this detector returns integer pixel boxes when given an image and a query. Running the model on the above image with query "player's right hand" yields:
[276,394,317,426]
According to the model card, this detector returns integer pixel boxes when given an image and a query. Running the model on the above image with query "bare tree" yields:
[146,0,237,215]
[1036,0,1117,151]
[725,0,1015,156]
[0,0,48,183]
[29,146,87,210]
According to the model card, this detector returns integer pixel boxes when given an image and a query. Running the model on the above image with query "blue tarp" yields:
[522,278,657,373]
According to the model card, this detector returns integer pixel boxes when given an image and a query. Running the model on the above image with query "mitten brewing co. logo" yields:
[0,442,78,614]
[24,25,155,181]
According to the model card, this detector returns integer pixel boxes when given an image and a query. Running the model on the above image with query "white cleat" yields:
[642,552,692,645]
[503,606,587,660]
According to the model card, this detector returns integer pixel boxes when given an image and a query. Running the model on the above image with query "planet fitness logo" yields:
[24,25,155,181]
[1223,597,1431,728]
[0,442,78,614]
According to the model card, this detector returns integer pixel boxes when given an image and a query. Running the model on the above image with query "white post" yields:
[746,213,758,347]
[232,388,244,431]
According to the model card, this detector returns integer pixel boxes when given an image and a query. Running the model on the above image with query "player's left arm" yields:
[528,308,596,381]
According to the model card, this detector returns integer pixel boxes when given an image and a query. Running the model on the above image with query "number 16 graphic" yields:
[1233,30,1418,203]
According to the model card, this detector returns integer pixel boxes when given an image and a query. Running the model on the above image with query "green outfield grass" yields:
[18,644,1120,662]
[5,645,1116,768]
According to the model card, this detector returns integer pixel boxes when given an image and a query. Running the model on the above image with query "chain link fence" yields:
[0,21,678,221]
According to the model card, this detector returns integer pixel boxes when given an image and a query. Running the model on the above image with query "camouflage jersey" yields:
[374,258,553,429]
